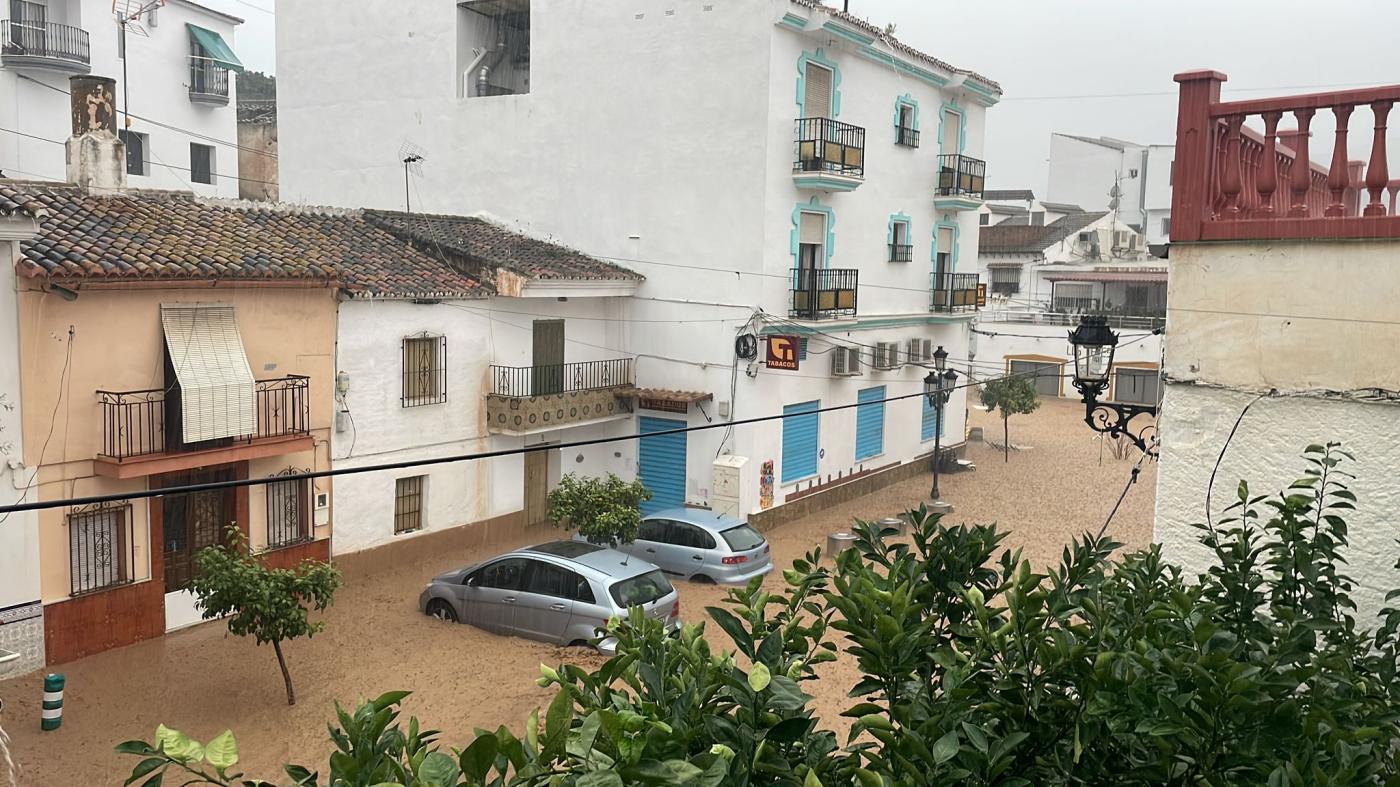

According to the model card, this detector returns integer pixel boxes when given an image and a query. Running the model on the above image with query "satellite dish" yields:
[398,139,428,175]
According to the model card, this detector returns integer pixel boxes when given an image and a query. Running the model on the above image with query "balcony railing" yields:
[980,308,1167,332]
[896,125,920,148]
[790,267,858,319]
[1,15,90,71]
[489,358,634,398]
[930,272,980,313]
[97,376,310,461]
[889,243,913,262]
[1171,71,1400,242]
[793,118,866,178]
[936,154,986,199]
[188,56,230,103]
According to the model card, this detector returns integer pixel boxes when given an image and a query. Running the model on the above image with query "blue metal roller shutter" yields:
[855,386,885,461]
[638,417,687,515]
[782,401,820,483]
[921,391,943,442]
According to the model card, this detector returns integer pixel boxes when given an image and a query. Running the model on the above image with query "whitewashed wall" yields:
[0,226,43,674]
[0,0,241,195]
[331,295,636,554]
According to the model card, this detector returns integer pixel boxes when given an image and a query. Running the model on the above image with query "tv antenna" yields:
[112,0,165,129]
[398,139,427,212]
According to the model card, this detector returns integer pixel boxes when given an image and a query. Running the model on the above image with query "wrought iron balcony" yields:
[935,154,987,208]
[896,125,920,148]
[188,56,230,104]
[96,375,311,463]
[1,13,90,73]
[792,118,865,190]
[889,243,913,262]
[790,267,858,320]
[489,358,634,398]
[930,272,981,313]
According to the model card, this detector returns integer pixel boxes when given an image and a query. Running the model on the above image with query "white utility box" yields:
[711,455,749,518]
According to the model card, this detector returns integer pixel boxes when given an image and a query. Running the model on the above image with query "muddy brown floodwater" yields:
[0,398,1156,786]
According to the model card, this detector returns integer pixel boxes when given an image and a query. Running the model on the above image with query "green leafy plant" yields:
[978,375,1041,462]
[190,526,340,706]
[547,473,652,548]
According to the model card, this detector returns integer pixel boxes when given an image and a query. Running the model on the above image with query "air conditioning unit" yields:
[1077,231,1093,244]
[831,347,862,376]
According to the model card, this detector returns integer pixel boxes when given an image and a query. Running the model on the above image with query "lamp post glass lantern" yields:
[1067,315,1158,456]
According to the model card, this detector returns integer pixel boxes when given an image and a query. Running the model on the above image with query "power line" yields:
[0,365,1062,515]
[0,126,280,187]
[16,74,277,159]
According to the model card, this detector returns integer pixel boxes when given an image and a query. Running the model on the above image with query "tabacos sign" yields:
[766,335,800,371]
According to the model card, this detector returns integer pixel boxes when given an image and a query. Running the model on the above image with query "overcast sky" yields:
[221,0,1400,193]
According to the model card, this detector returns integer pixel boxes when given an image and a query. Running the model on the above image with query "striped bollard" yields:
[41,674,63,731]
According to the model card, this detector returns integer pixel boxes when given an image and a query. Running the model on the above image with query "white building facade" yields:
[278,0,1001,527]
[1046,134,1174,252]
[974,210,1164,405]
[1,0,244,195]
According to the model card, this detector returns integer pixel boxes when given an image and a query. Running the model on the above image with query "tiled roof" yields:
[987,204,1028,215]
[0,182,485,298]
[979,211,1107,254]
[1039,201,1085,214]
[788,0,1001,95]
[364,211,642,282]
[983,189,1036,202]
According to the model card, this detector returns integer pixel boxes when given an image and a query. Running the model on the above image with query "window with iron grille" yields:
[990,266,1021,295]
[402,334,447,407]
[68,501,134,595]
[266,469,310,549]
[394,475,426,534]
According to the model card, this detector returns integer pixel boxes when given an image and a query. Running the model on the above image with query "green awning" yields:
[187,24,244,73]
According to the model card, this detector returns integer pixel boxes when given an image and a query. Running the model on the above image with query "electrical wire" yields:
[0,363,1062,515]
[0,327,72,523]
[1203,390,1275,537]
[0,127,281,187]
[1094,447,1153,541]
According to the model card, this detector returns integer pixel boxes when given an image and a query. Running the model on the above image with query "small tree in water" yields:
[979,374,1041,462]
[548,472,652,548]
[191,527,340,705]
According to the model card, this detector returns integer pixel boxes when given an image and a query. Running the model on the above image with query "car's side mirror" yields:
[464,575,478,588]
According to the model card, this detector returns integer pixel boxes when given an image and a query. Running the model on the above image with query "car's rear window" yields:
[721,524,765,552]
[609,570,673,608]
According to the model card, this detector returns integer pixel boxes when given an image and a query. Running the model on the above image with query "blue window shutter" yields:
[638,417,687,515]
[798,337,809,361]
[781,400,820,483]
[855,386,885,461]
[920,392,943,442]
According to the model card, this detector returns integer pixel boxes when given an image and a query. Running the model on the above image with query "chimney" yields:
[65,75,126,191]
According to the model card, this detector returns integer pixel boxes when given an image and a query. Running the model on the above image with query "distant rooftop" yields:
[983,189,1036,202]
[1039,201,1085,214]
[979,211,1108,255]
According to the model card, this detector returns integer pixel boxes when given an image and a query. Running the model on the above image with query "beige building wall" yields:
[237,121,280,202]
[1155,238,1400,619]
[17,282,337,604]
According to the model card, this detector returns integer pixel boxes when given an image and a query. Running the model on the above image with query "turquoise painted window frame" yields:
[893,94,920,133]
[791,196,837,268]
[887,212,912,262]
[795,48,842,118]
[933,218,961,269]
[936,99,967,156]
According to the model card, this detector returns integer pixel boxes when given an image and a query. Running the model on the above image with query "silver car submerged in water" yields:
[576,507,774,585]
[418,540,680,653]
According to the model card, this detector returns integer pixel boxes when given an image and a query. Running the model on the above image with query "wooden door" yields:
[531,319,565,395]
[161,467,236,592]
[523,450,549,526]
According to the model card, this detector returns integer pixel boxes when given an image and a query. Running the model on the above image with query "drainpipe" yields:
[475,28,509,97]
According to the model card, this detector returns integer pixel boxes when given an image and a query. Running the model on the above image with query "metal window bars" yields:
[402,335,448,407]
[67,500,134,596]
[394,475,425,534]
[266,468,311,549]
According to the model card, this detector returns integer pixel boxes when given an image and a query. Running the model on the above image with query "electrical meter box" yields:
[711,455,748,518]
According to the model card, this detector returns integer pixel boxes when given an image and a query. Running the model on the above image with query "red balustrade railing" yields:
[1172,70,1400,242]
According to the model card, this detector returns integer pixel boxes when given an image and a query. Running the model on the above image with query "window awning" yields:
[187,24,244,73]
[161,304,255,444]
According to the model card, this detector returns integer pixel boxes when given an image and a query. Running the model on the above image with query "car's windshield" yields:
[608,570,673,608]
[721,524,765,552]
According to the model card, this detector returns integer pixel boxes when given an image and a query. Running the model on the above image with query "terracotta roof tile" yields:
[979,211,1107,254]
[364,210,642,283]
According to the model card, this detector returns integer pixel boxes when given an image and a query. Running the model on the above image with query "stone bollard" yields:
[41,673,63,731]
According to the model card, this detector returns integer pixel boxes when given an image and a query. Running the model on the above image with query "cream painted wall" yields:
[1164,241,1400,393]
[1154,383,1400,620]
[17,283,336,603]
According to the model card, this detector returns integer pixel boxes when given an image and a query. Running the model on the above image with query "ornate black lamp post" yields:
[924,345,959,511]
[1067,315,1158,456]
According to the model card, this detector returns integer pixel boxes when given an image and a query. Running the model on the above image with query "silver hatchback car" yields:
[418,540,681,654]
[577,507,773,584]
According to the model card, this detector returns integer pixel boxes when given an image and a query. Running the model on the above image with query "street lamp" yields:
[924,346,959,512]
[1067,315,1158,456]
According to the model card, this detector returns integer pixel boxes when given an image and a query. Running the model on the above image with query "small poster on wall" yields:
[759,460,775,510]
